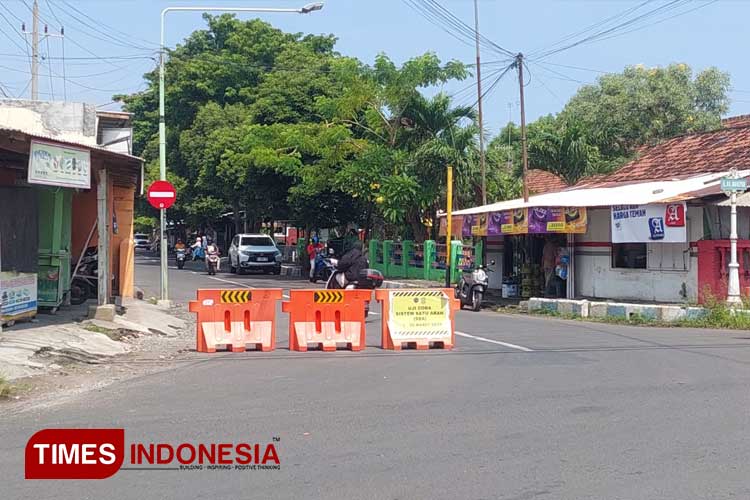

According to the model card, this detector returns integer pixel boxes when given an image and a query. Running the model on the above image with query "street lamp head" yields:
[300,2,324,13]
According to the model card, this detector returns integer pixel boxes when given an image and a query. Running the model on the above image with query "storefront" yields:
[0,127,142,321]
[449,171,746,304]
[448,207,587,299]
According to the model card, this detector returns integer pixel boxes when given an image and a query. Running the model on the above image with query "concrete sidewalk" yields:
[0,300,186,381]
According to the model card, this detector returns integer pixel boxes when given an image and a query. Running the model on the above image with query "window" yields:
[241,236,275,247]
[612,243,647,269]
[647,242,690,271]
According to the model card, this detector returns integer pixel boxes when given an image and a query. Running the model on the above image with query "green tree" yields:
[560,63,730,159]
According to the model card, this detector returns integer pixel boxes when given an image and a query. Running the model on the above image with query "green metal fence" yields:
[367,239,482,283]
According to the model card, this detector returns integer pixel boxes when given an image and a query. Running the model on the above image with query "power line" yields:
[402,0,515,58]
[529,0,652,58]
[531,0,692,61]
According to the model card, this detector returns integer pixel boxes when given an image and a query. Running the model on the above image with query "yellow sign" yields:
[314,291,344,304]
[221,290,252,303]
[389,290,450,336]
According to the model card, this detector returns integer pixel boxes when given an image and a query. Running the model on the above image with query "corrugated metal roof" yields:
[0,126,143,164]
[452,170,749,216]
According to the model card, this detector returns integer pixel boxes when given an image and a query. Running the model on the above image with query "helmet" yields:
[312,235,319,244]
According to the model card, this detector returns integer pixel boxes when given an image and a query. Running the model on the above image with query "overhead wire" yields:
[531,0,692,61]
[528,0,652,58]
[402,0,516,58]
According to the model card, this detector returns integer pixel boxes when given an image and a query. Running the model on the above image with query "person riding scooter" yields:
[205,238,220,272]
[335,241,368,288]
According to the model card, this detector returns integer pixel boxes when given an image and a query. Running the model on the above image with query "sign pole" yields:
[722,168,743,306]
[147,180,176,305]
[728,190,741,305]
[160,208,168,303]
[445,164,453,288]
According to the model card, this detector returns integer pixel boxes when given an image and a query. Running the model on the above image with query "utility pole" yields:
[516,53,529,202]
[445,164,454,288]
[31,0,39,100]
[473,0,486,205]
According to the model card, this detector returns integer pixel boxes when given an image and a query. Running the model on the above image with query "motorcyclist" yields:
[336,241,368,288]
[205,237,220,271]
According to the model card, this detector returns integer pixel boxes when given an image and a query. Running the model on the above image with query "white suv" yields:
[134,233,151,250]
[228,234,282,275]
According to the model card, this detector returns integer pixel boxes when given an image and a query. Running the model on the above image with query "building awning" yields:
[0,126,143,188]
[452,170,749,216]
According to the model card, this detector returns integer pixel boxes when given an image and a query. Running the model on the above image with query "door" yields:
[229,235,239,266]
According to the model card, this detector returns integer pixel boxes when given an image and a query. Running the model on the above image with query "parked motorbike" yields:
[70,247,98,305]
[326,261,384,317]
[175,248,187,269]
[456,260,495,311]
[206,246,220,276]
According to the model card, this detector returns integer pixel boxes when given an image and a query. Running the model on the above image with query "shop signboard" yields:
[28,141,91,189]
[0,272,37,321]
[528,207,588,234]
[611,203,687,243]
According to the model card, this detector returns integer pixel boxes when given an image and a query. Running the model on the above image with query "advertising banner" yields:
[528,207,588,234]
[28,140,91,189]
[499,208,529,235]
[611,203,687,243]
[0,271,37,320]
[470,213,488,236]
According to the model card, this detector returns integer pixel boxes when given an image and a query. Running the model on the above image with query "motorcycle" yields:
[206,245,220,276]
[175,248,187,269]
[311,248,337,283]
[326,260,384,318]
[456,260,495,312]
[70,247,98,305]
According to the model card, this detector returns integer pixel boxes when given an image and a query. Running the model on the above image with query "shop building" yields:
[0,100,142,324]
[452,116,750,304]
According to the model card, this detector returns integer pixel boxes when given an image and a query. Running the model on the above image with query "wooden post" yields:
[97,167,109,305]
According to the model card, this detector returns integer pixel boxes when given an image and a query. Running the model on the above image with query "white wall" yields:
[574,206,702,303]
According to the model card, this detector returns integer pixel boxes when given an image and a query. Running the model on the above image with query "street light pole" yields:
[157,3,323,303]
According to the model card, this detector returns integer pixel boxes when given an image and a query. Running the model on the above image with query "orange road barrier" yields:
[281,290,372,351]
[375,289,459,350]
[188,288,283,352]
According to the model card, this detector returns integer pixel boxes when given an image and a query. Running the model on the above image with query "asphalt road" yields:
[2,253,750,499]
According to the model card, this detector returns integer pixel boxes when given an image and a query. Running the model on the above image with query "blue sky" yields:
[1,0,748,137]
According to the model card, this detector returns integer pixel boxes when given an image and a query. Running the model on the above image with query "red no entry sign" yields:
[147,180,176,210]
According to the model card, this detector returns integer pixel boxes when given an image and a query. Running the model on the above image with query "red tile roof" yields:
[526,169,569,194]
[593,122,750,185]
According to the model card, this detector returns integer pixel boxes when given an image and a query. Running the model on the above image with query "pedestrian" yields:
[307,236,324,282]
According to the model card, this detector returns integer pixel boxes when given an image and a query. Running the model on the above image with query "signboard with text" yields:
[528,207,587,234]
[28,141,91,189]
[611,203,687,243]
[720,177,747,193]
[0,272,37,321]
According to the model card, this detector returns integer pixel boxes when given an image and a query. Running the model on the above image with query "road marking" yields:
[455,331,533,352]
[207,276,254,288]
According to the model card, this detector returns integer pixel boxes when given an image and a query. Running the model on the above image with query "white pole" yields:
[157,4,323,303]
[727,190,741,305]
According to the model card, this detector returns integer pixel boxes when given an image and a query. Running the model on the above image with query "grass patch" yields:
[525,301,750,330]
[0,375,14,399]
[83,323,136,341]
